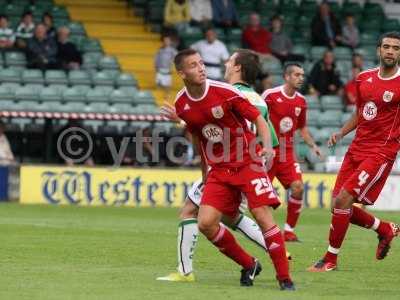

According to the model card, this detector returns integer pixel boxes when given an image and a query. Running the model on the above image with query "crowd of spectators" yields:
[0,11,82,71]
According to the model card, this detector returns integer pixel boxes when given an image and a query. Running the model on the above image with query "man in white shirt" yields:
[190,28,229,80]
[189,0,212,28]
[0,121,15,165]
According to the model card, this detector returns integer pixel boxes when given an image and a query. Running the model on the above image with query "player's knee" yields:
[290,181,304,198]
[197,217,216,237]
[333,191,354,209]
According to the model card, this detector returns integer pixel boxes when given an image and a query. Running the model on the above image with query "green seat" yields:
[68,70,91,85]
[21,69,44,84]
[0,68,21,83]
[45,70,68,85]
[295,142,309,160]
[63,102,86,113]
[333,47,352,60]
[341,2,362,16]
[81,38,103,53]
[68,21,86,36]
[181,26,203,47]
[0,84,15,100]
[342,130,355,145]
[134,90,155,105]
[341,112,352,125]
[382,19,400,32]
[292,44,309,57]
[40,87,62,102]
[110,103,135,114]
[109,89,134,104]
[0,99,15,110]
[74,85,91,94]
[62,87,86,102]
[306,109,319,127]
[305,95,320,110]
[82,52,102,69]
[4,51,26,67]
[86,87,109,103]
[91,71,114,86]
[15,86,40,101]
[261,59,282,75]
[321,95,343,111]
[85,102,109,113]
[360,32,379,47]
[354,47,377,61]
[135,104,159,115]
[226,28,242,43]
[51,5,70,19]
[310,46,328,61]
[360,19,382,32]
[51,84,68,94]
[4,4,25,18]
[317,111,342,127]
[116,73,138,87]
[16,100,39,111]
[98,55,120,70]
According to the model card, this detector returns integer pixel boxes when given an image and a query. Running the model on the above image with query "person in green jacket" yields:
[157,48,291,283]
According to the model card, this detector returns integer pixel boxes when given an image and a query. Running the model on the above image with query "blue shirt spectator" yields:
[211,0,238,28]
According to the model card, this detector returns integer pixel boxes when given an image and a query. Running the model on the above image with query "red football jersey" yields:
[349,67,400,160]
[262,86,307,151]
[175,80,261,168]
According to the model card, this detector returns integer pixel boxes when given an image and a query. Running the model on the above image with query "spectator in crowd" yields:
[155,35,178,101]
[27,24,59,70]
[42,12,56,40]
[57,26,82,70]
[164,0,191,32]
[191,28,229,80]
[256,72,273,94]
[352,53,364,69]
[0,120,15,165]
[308,50,343,96]
[341,14,359,49]
[189,0,212,29]
[270,15,305,64]
[0,15,15,50]
[15,11,35,49]
[311,2,342,48]
[343,66,361,106]
[211,0,238,29]
[242,13,272,56]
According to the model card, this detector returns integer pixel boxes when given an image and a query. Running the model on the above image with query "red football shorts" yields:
[268,152,303,189]
[201,163,281,218]
[332,152,394,205]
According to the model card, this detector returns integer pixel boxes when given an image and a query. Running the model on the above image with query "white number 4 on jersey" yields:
[358,171,370,186]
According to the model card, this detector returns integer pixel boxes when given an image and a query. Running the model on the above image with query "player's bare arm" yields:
[328,112,358,147]
[160,102,180,122]
[299,127,323,159]
[254,115,275,166]
[192,134,208,183]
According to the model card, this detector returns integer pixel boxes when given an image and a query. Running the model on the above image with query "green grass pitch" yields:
[0,203,399,300]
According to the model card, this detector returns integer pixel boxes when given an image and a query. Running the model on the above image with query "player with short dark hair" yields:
[166,49,294,289]
[262,63,322,242]
[308,31,400,272]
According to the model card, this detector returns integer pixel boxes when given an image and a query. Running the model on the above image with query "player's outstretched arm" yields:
[299,127,323,159]
[328,112,358,147]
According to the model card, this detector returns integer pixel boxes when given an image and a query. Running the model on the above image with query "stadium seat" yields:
[85,102,110,113]
[295,142,309,160]
[310,46,328,61]
[226,28,242,43]
[40,86,62,102]
[317,111,342,127]
[135,104,159,114]
[82,52,103,69]
[110,103,135,114]
[261,59,282,75]
[109,89,134,104]
[51,5,70,19]
[306,109,319,127]
[305,95,320,110]
[135,90,155,105]
[68,70,92,85]
[333,47,352,60]
[0,68,21,83]
[342,130,356,145]
[74,85,91,94]
[86,87,109,103]
[341,112,352,125]
[382,19,400,32]
[62,87,86,103]
[15,86,40,101]
[320,95,343,111]
[116,73,138,87]
[4,51,27,67]
[21,69,44,84]
[0,99,15,110]
[91,71,115,86]
[81,38,103,53]
[98,55,120,70]
[45,70,68,85]
[0,84,16,100]
[68,21,86,36]
[292,44,310,57]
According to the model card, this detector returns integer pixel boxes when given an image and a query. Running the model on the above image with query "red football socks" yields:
[286,196,303,229]
[324,208,352,264]
[350,205,375,228]
[210,225,254,270]
[263,225,290,281]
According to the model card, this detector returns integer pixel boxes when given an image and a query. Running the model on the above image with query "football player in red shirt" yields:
[308,32,400,272]
[173,49,294,290]
[262,63,322,242]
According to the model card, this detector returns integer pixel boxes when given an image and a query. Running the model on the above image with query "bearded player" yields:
[262,63,322,242]
[308,32,400,272]
[158,50,294,289]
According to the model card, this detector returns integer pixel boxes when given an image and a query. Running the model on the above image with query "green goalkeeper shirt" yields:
[233,82,279,147]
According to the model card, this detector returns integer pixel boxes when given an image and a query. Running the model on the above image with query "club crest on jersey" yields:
[363,101,377,120]
[202,124,223,142]
[279,117,293,133]
[211,106,224,119]
[383,91,394,103]
[295,107,302,116]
